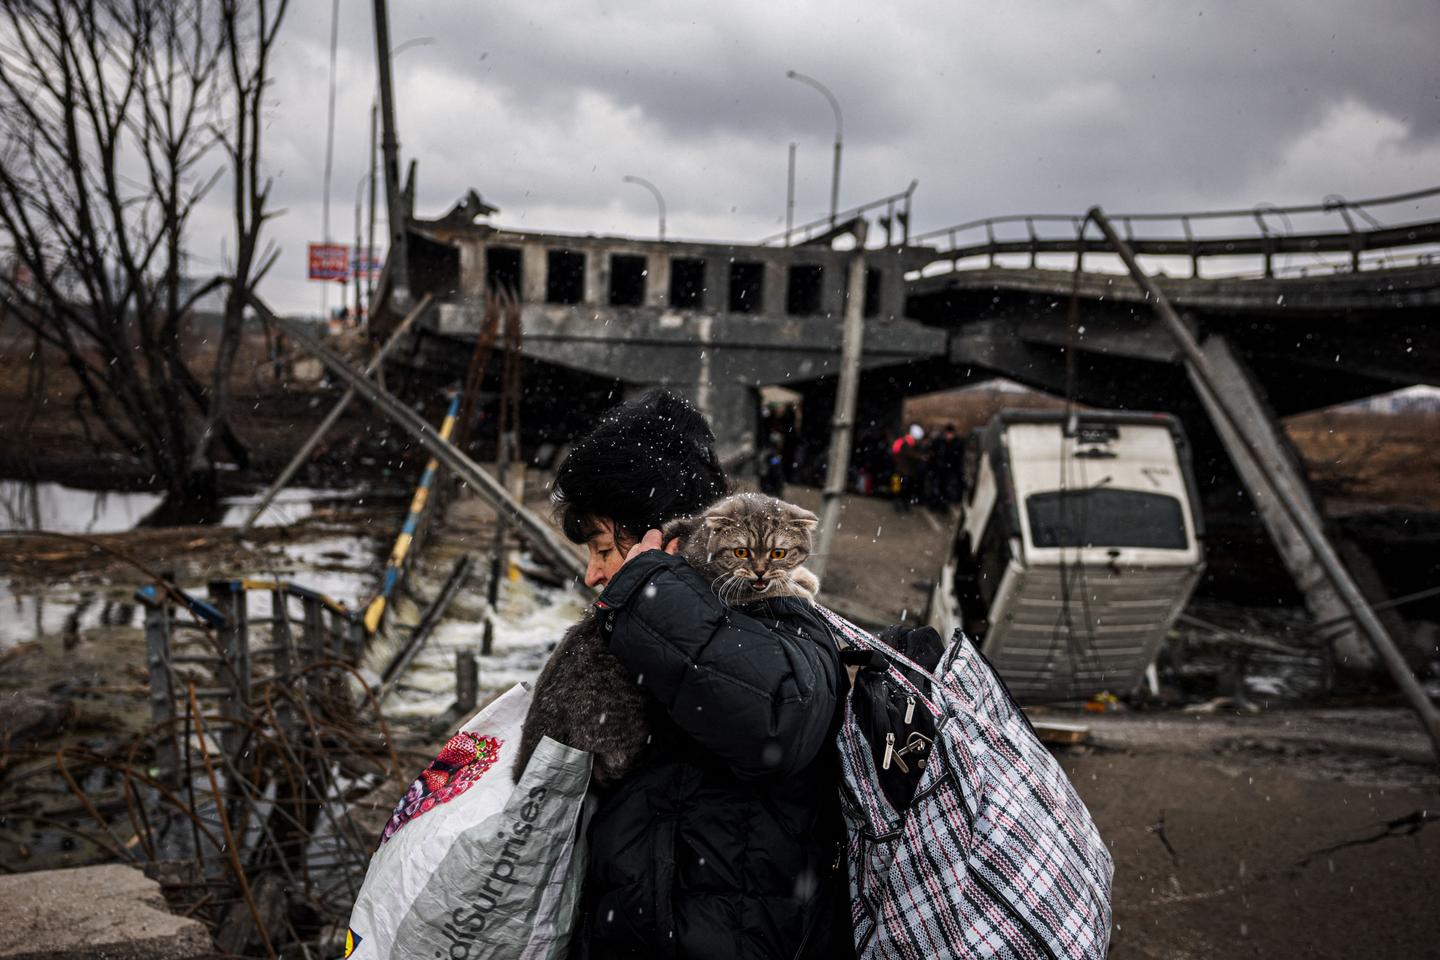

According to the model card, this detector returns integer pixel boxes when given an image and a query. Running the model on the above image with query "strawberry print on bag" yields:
[379,732,503,845]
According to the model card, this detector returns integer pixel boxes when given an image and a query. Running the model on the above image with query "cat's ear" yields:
[785,506,819,528]
[662,516,699,543]
[704,514,739,531]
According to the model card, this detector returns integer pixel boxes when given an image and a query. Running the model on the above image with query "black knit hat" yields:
[552,388,728,544]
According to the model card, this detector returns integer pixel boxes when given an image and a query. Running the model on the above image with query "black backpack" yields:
[840,624,945,811]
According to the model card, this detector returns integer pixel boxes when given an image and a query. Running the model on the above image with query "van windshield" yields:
[1026,489,1188,550]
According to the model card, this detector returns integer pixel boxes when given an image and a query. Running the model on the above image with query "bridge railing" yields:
[761,181,919,247]
[909,185,1440,279]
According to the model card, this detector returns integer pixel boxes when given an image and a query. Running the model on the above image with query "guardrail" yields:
[762,180,919,247]
[911,185,1440,279]
[137,578,364,766]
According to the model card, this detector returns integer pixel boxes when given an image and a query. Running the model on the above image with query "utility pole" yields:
[372,0,411,310]
[785,142,796,245]
[353,173,367,322]
[811,222,867,582]
[786,71,843,227]
[321,0,341,320]
[366,101,379,315]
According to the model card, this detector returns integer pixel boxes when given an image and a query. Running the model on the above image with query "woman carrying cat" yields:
[539,389,853,960]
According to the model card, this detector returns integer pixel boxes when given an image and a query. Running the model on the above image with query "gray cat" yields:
[513,493,819,785]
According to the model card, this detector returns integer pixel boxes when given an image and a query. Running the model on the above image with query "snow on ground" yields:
[0,584,143,647]
[219,487,359,528]
[0,480,164,534]
[379,572,587,719]
[0,482,393,651]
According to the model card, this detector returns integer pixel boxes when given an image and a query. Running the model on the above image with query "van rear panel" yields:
[935,411,1206,702]
[983,559,1202,700]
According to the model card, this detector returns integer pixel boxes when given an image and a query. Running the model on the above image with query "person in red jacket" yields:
[890,423,925,513]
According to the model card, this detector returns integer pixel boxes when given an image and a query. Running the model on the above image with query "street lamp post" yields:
[353,172,371,323]
[369,0,435,312]
[622,175,666,241]
[366,101,378,311]
[362,22,429,313]
[786,70,843,226]
[785,142,797,245]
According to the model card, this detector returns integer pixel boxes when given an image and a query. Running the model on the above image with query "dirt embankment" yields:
[1285,407,1440,515]
[0,326,430,493]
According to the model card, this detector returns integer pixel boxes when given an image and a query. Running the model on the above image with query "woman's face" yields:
[582,518,633,589]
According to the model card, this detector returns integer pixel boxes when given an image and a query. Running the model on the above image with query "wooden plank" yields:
[1029,720,1090,746]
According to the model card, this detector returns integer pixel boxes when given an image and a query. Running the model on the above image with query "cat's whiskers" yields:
[710,570,738,602]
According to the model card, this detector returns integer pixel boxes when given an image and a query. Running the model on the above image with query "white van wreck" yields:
[926,410,1206,702]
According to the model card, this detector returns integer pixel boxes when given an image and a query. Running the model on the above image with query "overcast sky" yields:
[207,0,1440,314]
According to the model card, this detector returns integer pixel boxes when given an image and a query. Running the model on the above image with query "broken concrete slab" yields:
[0,863,211,960]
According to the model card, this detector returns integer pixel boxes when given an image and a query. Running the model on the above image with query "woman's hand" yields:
[620,528,680,568]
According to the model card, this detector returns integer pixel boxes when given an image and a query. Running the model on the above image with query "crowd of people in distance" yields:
[757,403,967,512]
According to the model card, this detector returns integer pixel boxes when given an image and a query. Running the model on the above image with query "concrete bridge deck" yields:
[910,261,1440,313]
[372,185,1439,672]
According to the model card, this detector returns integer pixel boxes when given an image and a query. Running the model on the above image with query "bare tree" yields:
[0,0,287,504]
[189,0,288,480]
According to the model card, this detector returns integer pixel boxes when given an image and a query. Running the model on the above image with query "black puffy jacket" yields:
[573,551,853,960]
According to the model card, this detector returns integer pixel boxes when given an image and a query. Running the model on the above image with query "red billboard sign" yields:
[307,243,349,281]
[351,252,384,279]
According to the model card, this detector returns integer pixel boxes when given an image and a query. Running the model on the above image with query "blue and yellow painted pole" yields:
[364,392,462,634]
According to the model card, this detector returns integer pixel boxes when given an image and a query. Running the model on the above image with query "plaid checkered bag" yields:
[818,607,1114,960]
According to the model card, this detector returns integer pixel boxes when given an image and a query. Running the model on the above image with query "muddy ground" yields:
[2,338,1438,957]
[1059,710,1439,959]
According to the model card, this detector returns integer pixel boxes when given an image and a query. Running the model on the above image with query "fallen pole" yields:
[364,392,461,633]
[812,223,868,582]
[241,294,432,533]
[247,293,586,582]
[376,553,474,704]
[1088,206,1440,765]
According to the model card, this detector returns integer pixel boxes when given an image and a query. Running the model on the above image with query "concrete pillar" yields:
[705,257,729,313]
[695,379,756,464]
[819,259,845,318]
[1196,336,1373,669]
[761,261,785,316]
[458,241,486,309]
[585,247,605,307]
[647,251,670,308]
[521,243,546,303]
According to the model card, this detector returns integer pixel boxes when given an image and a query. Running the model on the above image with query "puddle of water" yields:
[237,534,386,614]
[0,584,142,648]
[0,480,361,534]
[0,480,164,534]
[376,573,587,719]
[0,528,390,652]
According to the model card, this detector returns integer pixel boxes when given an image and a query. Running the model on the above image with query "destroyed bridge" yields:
[365,183,1440,676]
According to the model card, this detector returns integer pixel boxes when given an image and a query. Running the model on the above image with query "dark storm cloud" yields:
[242,0,1440,311]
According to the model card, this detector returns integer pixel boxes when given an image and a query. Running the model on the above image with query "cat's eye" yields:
[733,547,750,559]
[770,548,787,560]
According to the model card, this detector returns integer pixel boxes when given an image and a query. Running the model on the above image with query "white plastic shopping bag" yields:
[344,683,592,960]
